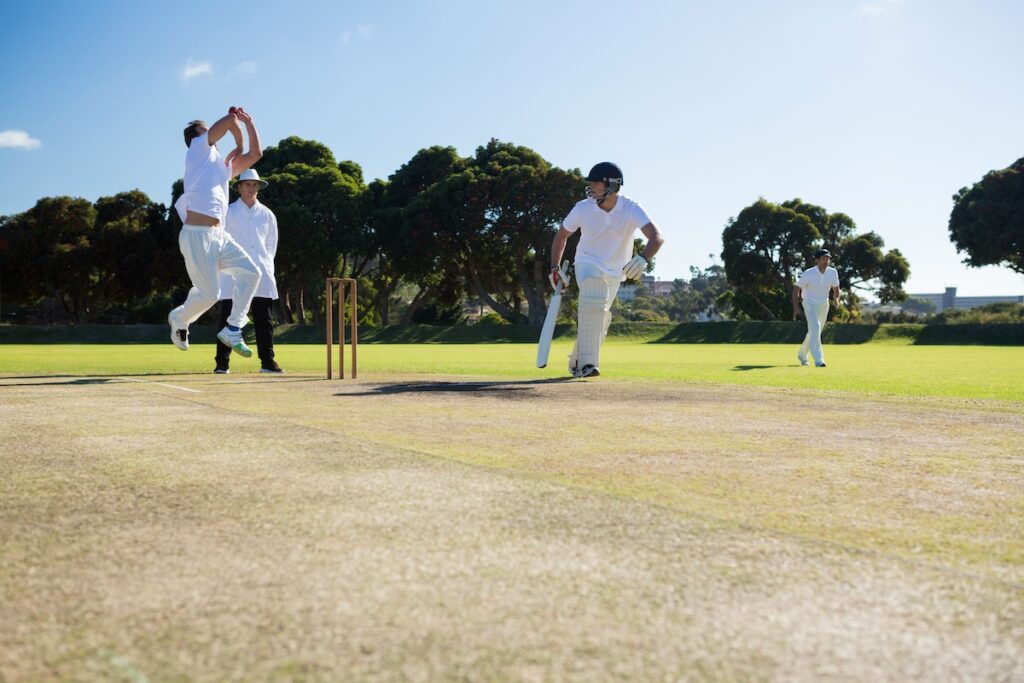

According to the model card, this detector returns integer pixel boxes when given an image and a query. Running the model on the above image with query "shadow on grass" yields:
[337,377,575,398]
[0,376,128,387]
[731,365,783,371]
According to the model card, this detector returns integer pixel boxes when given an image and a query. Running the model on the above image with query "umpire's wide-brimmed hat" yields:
[235,168,268,189]
[814,249,832,258]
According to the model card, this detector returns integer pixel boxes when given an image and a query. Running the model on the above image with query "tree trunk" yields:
[752,293,777,320]
[279,291,294,324]
[57,292,75,324]
[466,250,525,324]
[400,284,433,324]
[375,277,397,327]
[515,258,547,327]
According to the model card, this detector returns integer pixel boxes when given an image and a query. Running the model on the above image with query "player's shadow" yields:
[0,376,125,387]
[731,365,782,371]
[337,377,574,398]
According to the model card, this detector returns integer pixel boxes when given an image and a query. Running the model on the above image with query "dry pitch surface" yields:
[1,372,1022,682]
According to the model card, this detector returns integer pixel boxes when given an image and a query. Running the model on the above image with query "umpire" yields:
[214,169,283,373]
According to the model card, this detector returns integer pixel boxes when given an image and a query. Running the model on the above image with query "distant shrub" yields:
[475,312,509,326]
[933,303,1024,325]
[859,310,932,324]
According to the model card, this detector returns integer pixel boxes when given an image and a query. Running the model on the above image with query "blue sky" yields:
[2,0,1022,296]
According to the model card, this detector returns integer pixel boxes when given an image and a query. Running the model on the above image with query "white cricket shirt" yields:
[174,132,231,224]
[218,199,279,299]
[797,265,840,304]
[562,195,652,279]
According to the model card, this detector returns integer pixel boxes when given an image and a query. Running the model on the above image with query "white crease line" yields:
[118,377,202,393]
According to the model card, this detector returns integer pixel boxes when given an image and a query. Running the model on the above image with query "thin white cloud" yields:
[180,58,214,82]
[0,130,42,150]
[226,61,258,80]
[339,23,373,45]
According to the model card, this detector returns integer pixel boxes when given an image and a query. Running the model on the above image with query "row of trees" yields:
[720,198,910,320]
[1,138,1018,327]
[614,265,731,323]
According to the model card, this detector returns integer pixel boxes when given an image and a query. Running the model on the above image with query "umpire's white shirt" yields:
[562,195,652,280]
[797,266,839,303]
[219,199,279,299]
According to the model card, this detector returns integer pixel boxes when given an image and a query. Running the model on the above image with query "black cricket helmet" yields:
[585,162,623,201]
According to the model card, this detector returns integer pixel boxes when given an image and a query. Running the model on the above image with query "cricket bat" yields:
[536,261,569,368]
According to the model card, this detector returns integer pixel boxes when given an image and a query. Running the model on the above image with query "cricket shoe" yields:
[576,364,600,378]
[815,362,827,367]
[213,367,230,374]
[217,326,253,358]
[259,361,284,374]
[168,314,188,350]
[797,354,809,366]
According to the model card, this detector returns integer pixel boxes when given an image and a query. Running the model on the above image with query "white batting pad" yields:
[576,277,610,368]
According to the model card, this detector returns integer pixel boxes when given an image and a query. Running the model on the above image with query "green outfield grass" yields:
[1,341,1021,401]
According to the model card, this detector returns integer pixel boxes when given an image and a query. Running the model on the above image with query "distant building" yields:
[619,275,679,301]
[909,287,1023,311]
[652,280,677,297]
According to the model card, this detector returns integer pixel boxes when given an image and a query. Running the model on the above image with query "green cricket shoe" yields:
[217,326,253,358]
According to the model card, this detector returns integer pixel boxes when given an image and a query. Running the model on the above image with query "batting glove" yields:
[622,255,648,279]
[548,262,570,292]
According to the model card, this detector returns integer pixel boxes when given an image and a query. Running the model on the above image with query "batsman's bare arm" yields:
[228,109,263,177]
[792,285,803,320]
[550,226,577,269]
[206,112,243,152]
[639,222,665,260]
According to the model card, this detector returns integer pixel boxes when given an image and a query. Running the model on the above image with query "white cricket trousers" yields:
[799,299,830,364]
[569,261,621,370]
[170,225,260,329]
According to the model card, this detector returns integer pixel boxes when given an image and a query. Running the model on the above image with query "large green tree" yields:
[949,157,1024,275]
[721,199,819,320]
[467,140,580,327]
[781,199,910,306]
[91,190,177,321]
[367,146,467,324]
[721,198,909,320]
[377,140,581,326]
[0,197,97,322]
[404,139,580,326]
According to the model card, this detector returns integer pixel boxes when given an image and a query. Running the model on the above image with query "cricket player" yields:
[793,249,841,367]
[549,162,665,377]
[168,107,263,358]
[214,169,282,374]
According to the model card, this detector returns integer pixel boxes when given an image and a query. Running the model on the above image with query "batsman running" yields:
[549,162,665,377]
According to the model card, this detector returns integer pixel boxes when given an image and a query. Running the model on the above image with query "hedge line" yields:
[2,321,1023,345]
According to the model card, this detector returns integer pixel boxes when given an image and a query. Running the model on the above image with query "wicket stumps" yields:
[325,277,357,379]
